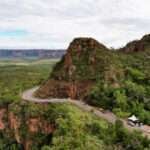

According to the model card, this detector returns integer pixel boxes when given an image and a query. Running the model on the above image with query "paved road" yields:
[22,87,150,138]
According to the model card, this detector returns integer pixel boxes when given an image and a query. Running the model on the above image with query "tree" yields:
[113,89,128,111]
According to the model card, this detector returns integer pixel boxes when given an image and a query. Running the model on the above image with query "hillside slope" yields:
[0,60,149,150]
[37,38,122,99]
[36,35,150,124]
[120,34,150,52]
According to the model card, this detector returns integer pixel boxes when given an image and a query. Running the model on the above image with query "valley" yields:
[1,0,150,149]
[0,34,150,150]
[0,58,148,150]
[22,86,150,138]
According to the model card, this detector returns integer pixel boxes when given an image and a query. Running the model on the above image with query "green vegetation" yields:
[0,58,149,149]
[1,103,150,150]
[89,50,150,124]
[47,38,150,125]
[0,59,58,106]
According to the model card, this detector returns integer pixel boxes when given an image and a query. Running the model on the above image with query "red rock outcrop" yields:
[0,107,55,150]
[9,112,21,143]
[0,108,6,130]
[36,37,108,99]
[37,35,150,100]
[121,34,150,53]
[27,117,55,134]
[37,79,94,99]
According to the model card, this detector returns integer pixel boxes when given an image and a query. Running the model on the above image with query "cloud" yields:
[0,0,150,49]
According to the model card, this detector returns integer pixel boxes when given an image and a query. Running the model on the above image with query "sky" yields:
[0,0,150,49]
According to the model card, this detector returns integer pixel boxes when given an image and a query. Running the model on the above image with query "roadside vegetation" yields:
[0,59,57,107]
[0,58,149,149]
[89,50,150,125]
[1,103,150,150]
[41,38,150,125]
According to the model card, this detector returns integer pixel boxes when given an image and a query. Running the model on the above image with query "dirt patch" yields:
[143,125,150,133]
[27,118,40,133]
[0,108,6,130]
[36,79,94,99]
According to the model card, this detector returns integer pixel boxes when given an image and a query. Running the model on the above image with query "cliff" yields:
[36,34,150,101]
[120,34,150,52]
[0,103,55,150]
[36,37,122,99]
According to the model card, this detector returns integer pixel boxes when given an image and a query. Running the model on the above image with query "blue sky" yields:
[0,29,28,37]
[0,0,150,49]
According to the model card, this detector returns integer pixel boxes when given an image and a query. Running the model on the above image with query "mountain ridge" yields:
[36,34,150,125]
[36,37,119,99]
[120,34,150,52]
[0,49,66,59]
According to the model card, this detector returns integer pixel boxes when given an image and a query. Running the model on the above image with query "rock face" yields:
[0,107,55,150]
[0,108,6,130]
[51,38,108,81]
[36,35,150,100]
[38,80,94,99]
[36,37,113,99]
[121,34,150,52]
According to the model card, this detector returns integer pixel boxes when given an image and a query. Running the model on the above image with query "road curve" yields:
[22,87,68,103]
[22,87,150,138]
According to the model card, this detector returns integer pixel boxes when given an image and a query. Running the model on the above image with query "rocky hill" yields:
[36,37,123,99]
[36,35,150,100]
[36,34,150,125]
[0,41,149,150]
[120,34,150,52]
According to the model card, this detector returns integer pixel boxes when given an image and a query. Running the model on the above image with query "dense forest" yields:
[0,58,149,149]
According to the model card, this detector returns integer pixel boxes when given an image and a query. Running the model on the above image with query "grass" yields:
[0,58,58,106]
[0,58,59,66]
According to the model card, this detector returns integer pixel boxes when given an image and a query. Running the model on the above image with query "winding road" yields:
[22,87,150,138]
